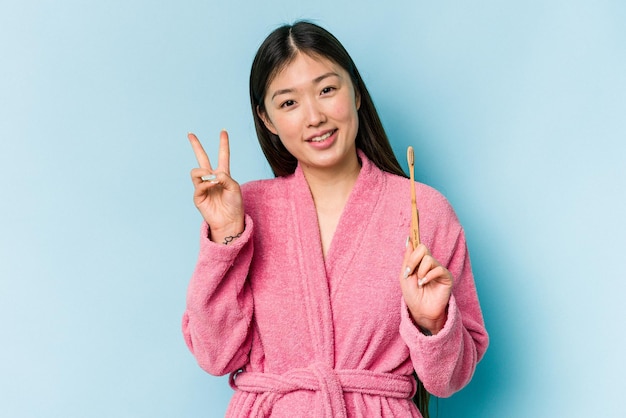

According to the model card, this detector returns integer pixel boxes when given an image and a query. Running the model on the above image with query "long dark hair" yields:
[249,20,406,179]
[248,20,431,417]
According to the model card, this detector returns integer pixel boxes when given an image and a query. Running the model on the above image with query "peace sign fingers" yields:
[188,130,232,174]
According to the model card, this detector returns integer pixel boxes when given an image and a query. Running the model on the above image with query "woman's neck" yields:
[301,154,361,208]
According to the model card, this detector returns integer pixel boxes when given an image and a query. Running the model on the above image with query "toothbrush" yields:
[407,146,421,248]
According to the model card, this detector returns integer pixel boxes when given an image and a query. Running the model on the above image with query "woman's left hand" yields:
[399,242,453,335]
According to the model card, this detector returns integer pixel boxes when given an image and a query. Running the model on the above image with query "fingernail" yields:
[404,267,411,279]
[418,278,425,287]
[201,174,217,182]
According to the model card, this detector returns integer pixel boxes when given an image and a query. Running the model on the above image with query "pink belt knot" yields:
[230,363,415,418]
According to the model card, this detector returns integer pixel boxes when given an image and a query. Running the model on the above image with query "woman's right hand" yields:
[188,130,245,244]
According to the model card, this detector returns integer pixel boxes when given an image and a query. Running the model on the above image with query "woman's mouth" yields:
[307,130,336,143]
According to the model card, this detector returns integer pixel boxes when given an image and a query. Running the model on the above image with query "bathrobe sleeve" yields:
[182,215,255,376]
[399,193,489,398]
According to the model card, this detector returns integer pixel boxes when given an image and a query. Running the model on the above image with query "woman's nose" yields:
[304,99,326,127]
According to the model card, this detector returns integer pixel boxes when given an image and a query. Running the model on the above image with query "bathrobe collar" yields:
[287,149,385,365]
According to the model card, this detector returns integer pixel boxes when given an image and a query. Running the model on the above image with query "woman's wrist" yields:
[409,307,448,336]
[416,316,446,336]
[207,221,245,245]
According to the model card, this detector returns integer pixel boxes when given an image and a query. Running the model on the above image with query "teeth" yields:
[310,131,333,142]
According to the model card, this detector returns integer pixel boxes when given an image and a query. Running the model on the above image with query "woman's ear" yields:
[355,88,361,111]
[257,105,278,135]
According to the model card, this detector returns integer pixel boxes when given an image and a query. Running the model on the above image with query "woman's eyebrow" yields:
[271,72,341,100]
[313,72,340,84]
[271,88,295,100]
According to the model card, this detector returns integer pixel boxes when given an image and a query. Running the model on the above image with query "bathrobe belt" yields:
[230,362,416,418]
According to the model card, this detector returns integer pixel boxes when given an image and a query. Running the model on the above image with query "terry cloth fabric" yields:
[183,150,489,417]
[230,364,414,417]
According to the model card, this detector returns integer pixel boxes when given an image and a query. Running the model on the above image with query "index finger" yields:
[188,132,212,170]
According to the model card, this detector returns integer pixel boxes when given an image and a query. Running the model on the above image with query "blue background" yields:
[1,1,624,417]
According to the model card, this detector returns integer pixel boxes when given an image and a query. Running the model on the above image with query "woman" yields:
[183,21,488,418]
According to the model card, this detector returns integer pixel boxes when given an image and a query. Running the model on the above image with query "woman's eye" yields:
[280,100,295,108]
[321,86,336,95]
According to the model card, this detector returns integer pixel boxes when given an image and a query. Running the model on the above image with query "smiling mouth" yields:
[308,130,336,142]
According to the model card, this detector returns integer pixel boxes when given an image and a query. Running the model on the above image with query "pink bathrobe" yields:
[182,151,489,417]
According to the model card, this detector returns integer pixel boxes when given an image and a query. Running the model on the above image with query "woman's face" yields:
[260,52,361,175]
